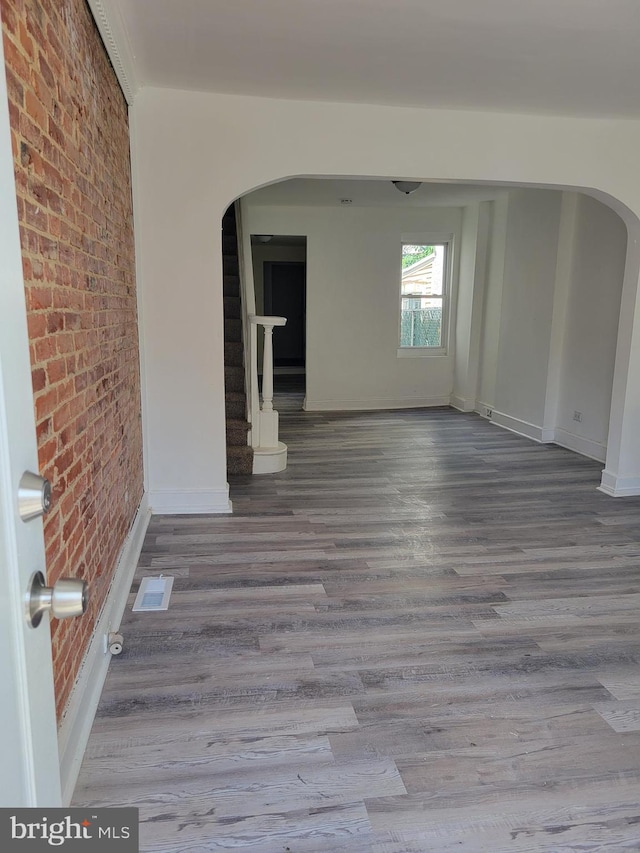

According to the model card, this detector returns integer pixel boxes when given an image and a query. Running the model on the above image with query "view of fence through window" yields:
[400,243,446,347]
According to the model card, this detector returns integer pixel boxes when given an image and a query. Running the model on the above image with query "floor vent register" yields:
[132,575,174,612]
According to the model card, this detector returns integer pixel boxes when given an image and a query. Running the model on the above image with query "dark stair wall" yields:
[222,205,254,475]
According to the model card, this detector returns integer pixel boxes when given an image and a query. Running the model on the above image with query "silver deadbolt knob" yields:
[18,471,52,521]
[27,571,88,629]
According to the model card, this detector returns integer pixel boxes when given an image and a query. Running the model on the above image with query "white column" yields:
[250,315,286,450]
[601,229,640,496]
[600,233,640,497]
[262,324,275,413]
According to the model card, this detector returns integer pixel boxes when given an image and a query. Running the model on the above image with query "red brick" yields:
[2,32,30,80]
[38,437,57,468]
[24,199,47,231]
[18,110,43,148]
[34,335,57,363]
[31,367,46,392]
[31,257,44,279]
[27,312,46,339]
[35,386,57,420]
[46,357,66,384]
[5,66,24,107]
[27,285,53,310]
[4,0,143,723]
[25,89,47,128]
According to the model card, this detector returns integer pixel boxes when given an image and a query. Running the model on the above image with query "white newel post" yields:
[249,315,288,473]
[262,325,275,411]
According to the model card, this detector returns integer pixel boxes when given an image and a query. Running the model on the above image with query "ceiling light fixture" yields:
[392,180,421,195]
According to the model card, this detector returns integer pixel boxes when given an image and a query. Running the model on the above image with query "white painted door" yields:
[0,22,61,806]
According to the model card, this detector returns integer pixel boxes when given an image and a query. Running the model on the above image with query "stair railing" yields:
[235,200,288,465]
[249,315,287,449]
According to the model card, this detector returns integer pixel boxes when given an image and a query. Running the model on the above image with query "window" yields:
[399,242,449,354]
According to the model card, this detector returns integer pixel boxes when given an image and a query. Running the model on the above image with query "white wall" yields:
[492,189,563,439]
[555,193,627,460]
[477,195,508,411]
[453,201,492,411]
[453,204,479,409]
[244,203,461,410]
[131,87,640,504]
[131,105,231,513]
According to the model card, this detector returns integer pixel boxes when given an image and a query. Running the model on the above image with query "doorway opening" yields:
[251,235,307,411]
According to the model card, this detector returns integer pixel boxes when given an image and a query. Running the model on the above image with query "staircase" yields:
[222,204,254,475]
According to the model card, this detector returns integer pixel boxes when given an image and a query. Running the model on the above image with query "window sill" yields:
[397,347,448,358]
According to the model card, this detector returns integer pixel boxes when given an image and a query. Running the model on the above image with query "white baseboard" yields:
[58,493,151,804]
[553,428,607,463]
[149,487,232,514]
[488,414,610,466]
[450,395,475,412]
[598,469,640,497]
[491,410,545,443]
[303,395,451,412]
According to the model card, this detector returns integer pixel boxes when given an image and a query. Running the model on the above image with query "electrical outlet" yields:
[573,411,582,423]
[485,407,493,419]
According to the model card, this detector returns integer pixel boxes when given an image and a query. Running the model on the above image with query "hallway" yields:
[74,407,640,851]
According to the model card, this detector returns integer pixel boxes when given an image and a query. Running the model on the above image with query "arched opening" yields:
[226,174,636,490]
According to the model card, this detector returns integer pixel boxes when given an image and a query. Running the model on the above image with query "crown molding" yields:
[87,0,138,105]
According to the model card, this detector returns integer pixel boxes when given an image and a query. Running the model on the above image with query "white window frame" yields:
[397,235,453,358]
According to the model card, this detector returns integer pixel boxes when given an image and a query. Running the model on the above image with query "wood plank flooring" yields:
[73,406,640,851]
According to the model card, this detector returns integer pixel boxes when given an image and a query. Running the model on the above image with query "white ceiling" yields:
[102,0,640,118]
[246,178,510,208]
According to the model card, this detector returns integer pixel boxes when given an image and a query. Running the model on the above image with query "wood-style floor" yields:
[73,402,640,851]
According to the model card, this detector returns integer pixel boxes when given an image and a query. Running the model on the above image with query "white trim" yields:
[450,395,475,412]
[397,347,448,358]
[553,428,607,463]
[491,410,544,443]
[149,487,233,515]
[253,441,288,474]
[490,415,610,465]
[58,494,151,804]
[303,396,451,412]
[401,231,455,244]
[598,470,640,497]
[128,107,150,498]
[86,1,138,105]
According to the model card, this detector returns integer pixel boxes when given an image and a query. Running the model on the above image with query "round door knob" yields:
[27,572,88,629]
[18,471,52,521]
[51,577,89,619]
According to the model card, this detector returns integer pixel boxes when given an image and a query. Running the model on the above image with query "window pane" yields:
[400,242,447,349]
[400,303,442,347]
[401,244,445,299]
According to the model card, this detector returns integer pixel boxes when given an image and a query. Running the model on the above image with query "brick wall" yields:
[1,0,143,720]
